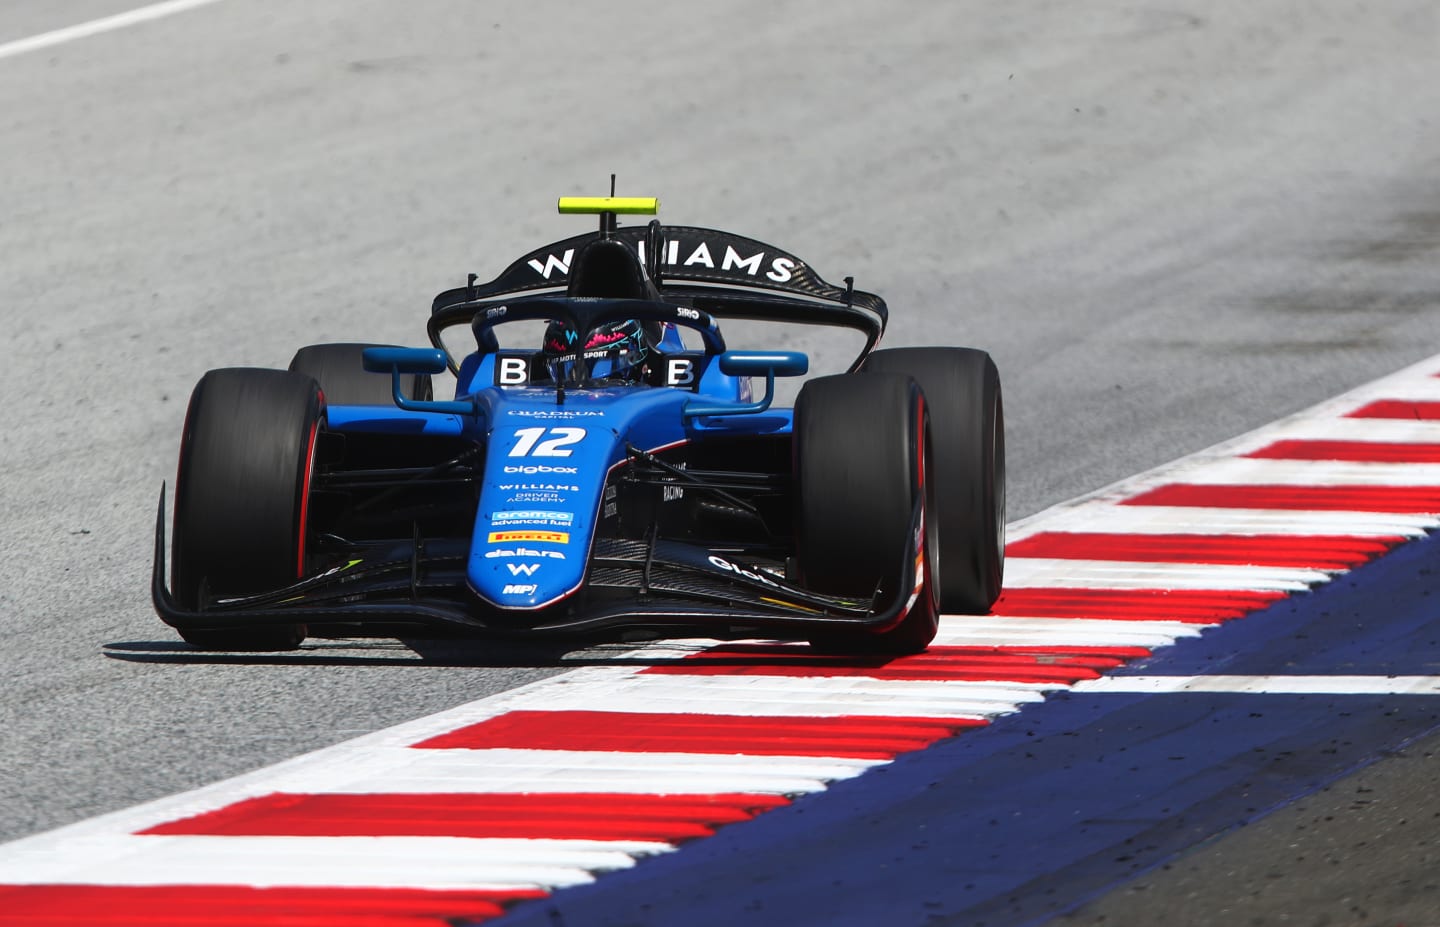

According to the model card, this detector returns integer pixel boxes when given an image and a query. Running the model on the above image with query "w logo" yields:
[525,249,574,280]
[506,563,541,577]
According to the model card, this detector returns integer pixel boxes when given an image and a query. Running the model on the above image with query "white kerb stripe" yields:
[0,0,227,62]
[1246,417,1440,446]
[499,673,1051,717]
[1340,377,1440,401]
[0,835,670,890]
[1003,558,1329,591]
[1072,675,1440,695]
[266,748,884,796]
[1159,456,1440,487]
[934,616,1205,648]
[1024,504,1437,538]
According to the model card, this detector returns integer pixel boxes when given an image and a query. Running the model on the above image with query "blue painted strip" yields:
[489,530,1440,927]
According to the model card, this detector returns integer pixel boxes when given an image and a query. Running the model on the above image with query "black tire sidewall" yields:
[863,347,1004,614]
[795,372,939,653]
[289,342,432,405]
[171,368,321,648]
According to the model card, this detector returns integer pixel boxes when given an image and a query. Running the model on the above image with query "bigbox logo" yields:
[502,465,579,475]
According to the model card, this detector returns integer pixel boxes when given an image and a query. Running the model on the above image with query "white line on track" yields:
[0,0,226,62]
[1072,675,1440,695]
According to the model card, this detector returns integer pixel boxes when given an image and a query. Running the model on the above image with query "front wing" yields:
[150,490,926,643]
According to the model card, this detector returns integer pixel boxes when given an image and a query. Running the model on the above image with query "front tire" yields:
[170,368,322,650]
[794,372,940,655]
[863,347,1004,614]
[289,342,433,405]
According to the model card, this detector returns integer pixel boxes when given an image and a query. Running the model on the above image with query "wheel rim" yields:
[294,414,322,578]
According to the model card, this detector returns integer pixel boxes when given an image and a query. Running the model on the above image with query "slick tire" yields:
[794,372,940,655]
[289,342,433,405]
[863,347,1004,614]
[170,367,322,650]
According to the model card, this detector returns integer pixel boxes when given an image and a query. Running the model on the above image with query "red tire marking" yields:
[139,792,788,842]
[1123,483,1440,513]
[1006,532,1403,568]
[411,711,984,759]
[295,416,321,578]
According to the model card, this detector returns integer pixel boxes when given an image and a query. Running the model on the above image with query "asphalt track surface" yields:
[1,1,1439,923]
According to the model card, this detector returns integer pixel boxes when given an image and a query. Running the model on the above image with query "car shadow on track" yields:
[101,637,891,670]
[101,637,581,668]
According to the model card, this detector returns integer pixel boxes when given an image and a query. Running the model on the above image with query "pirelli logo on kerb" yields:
[488,530,569,544]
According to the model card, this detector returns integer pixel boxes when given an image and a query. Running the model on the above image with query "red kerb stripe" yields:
[639,644,1140,684]
[1123,483,1440,513]
[1246,439,1440,463]
[139,792,788,842]
[993,587,1285,623]
[410,711,983,759]
[0,884,542,927]
[1347,399,1440,420]
[1006,532,1402,568]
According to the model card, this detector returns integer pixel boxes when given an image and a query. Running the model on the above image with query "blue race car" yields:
[152,195,1004,654]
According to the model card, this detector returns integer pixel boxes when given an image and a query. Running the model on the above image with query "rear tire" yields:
[863,347,1004,614]
[289,342,433,405]
[171,368,321,650]
[794,372,940,655]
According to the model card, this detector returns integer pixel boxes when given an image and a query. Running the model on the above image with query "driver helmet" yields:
[541,318,652,381]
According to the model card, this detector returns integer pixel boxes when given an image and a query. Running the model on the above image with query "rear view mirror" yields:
[361,347,472,415]
[361,347,448,375]
[686,351,809,419]
[717,351,809,378]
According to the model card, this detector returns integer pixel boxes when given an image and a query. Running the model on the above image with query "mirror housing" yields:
[717,350,809,379]
[361,347,472,415]
[361,346,448,376]
[685,350,809,419]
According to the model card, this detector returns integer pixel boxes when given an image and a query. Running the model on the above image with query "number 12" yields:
[508,426,585,457]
